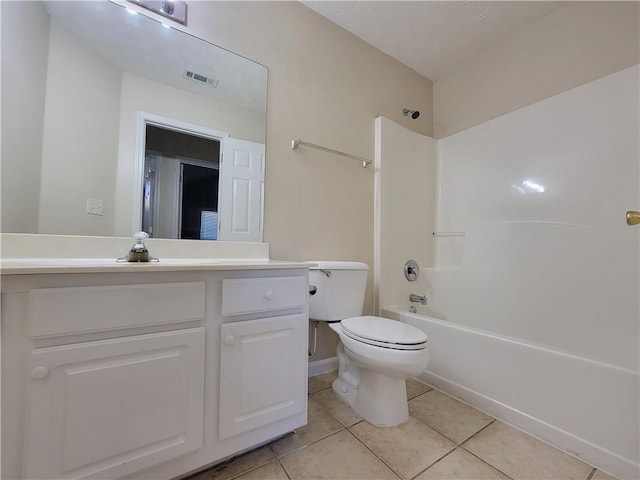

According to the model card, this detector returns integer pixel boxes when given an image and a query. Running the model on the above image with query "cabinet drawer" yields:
[222,276,306,317]
[29,282,205,338]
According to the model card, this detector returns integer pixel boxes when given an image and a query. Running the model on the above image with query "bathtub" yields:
[382,305,639,480]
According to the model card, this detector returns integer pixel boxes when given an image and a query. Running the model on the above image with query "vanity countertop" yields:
[0,258,314,275]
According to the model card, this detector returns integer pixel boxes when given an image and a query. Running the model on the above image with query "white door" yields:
[24,328,205,479]
[218,138,265,242]
[219,314,307,439]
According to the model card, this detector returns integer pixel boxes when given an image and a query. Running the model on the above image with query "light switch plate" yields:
[86,198,103,216]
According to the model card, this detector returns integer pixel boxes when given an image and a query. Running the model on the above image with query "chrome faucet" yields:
[117,232,159,263]
[409,293,427,305]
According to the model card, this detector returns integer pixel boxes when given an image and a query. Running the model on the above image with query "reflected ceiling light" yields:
[127,0,187,25]
[522,179,545,193]
[512,179,545,194]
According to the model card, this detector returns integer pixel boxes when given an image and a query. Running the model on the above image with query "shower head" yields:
[403,108,420,120]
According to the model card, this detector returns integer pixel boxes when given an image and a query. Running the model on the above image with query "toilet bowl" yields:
[307,262,429,427]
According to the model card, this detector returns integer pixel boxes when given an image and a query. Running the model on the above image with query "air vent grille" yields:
[183,70,219,88]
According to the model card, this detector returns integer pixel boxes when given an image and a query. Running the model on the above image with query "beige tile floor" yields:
[188,372,618,480]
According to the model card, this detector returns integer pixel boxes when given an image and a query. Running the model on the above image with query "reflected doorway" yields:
[142,125,221,239]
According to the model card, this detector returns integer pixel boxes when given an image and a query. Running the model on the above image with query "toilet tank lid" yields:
[305,261,369,271]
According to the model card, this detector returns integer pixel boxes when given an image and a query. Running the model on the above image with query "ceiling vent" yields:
[183,70,219,88]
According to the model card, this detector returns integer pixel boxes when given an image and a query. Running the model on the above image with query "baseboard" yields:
[308,356,338,377]
[418,370,639,480]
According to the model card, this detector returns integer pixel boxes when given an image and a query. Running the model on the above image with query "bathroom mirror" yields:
[1,0,267,241]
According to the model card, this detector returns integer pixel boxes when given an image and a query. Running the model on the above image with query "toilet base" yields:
[333,371,409,427]
[332,343,409,427]
[356,370,409,427]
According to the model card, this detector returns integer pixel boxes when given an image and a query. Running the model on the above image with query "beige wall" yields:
[178,1,434,360]
[1,1,49,234]
[183,2,434,354]
[434,1,640,138]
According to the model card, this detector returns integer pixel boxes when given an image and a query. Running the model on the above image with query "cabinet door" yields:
[219,314,307,439]
[24,328,205,479]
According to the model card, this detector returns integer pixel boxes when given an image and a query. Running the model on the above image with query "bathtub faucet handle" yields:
[409,293,428,305]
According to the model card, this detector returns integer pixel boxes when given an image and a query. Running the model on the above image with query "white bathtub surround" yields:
[374,117,437,314]
[375,65,639,479]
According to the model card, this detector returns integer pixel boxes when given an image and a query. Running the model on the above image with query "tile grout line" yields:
[307,384,332,395]
[309,393,360,429]
[406,408,479,446]
[343,428,404,480]
[272,428,345,461]
[459,418,497,445]
[454,418,520,480]
[406,446,458,480]
[274,452,293,480]
[458,443,515,480]
[309,391,364,429]
[426,383,603,476]
[403,405,510,479]
[217,442,290,480]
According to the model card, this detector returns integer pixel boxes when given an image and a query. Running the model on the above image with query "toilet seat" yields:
[340,316,427,351]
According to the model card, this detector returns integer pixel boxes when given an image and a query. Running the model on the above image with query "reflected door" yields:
[218,138,265,242]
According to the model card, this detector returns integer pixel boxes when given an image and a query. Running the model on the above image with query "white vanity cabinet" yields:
[8,279,207,480]
[219,276,308,439]
[25,328,205,480]
[1,265,309,480]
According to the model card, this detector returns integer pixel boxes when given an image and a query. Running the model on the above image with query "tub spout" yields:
[409,293,427,305]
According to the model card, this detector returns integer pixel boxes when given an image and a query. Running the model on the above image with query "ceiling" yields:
[301,1,563,81]
[44,1,267,113]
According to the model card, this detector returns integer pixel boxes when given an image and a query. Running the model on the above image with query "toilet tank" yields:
[307,261,369,321]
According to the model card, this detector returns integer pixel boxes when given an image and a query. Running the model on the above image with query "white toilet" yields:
[308,261,429,427]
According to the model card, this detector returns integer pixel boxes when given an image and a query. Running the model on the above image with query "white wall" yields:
[374,117,437,313]
[0,1,50,233]
[38,20,122,236]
